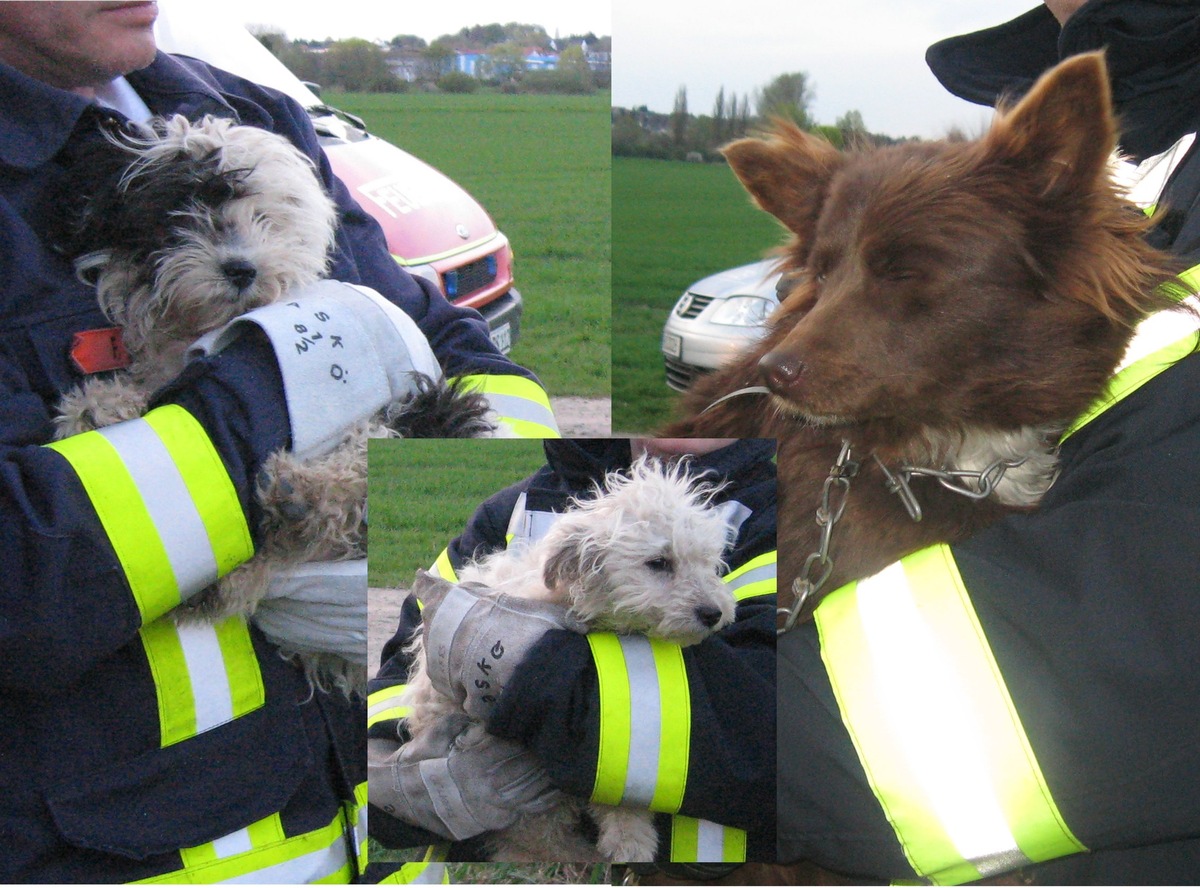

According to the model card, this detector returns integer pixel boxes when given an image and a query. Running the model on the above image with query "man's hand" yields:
[253,559,367,662]
[368,722,561,842]
[413,571,586,722]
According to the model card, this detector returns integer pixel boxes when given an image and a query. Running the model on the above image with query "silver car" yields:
[661,259,781,391]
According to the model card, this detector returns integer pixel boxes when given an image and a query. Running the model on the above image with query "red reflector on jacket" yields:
[70,327,130,374]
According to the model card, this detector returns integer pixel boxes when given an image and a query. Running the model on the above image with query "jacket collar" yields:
[0,51,239,171]
[926,0,1200,160]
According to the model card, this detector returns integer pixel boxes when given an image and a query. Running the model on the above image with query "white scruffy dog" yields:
[401,455,738,862]
[50,115,491,695]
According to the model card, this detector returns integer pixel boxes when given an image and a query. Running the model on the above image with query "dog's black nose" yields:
[695,605,725,629]
[221,259,258,292]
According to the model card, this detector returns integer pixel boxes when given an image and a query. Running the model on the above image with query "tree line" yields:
[613,71,918,162]
[254,22,612,95]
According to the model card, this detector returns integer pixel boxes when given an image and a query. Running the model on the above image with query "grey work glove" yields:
[368,721,562,842]
[189,279,442,459]
[253,559,367,663]
[413,570,587,722]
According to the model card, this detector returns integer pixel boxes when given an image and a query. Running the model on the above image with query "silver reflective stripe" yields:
[479,391,558,430]
[726,562,774,594]
[407,862,448,884]
[714,499,752,548]
[695,819,726,862]
[620,636,663,807]
[857,563,1030,870]
[221,838,348,883]
[209,827,253,859]
[100,419,219,597]
[504,494,563,553]
[176,622,235,732]
[1116,294,1200,371]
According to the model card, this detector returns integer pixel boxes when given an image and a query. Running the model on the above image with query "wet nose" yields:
[758,350,806,395]
[221,258,258,293]
[695,605,725,629]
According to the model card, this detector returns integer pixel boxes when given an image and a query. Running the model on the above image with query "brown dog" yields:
[663,52,1183,626]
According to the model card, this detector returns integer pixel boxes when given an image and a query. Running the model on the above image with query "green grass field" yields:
[328,92,611,398]
[366,438,551,587]
[612,156,785,432]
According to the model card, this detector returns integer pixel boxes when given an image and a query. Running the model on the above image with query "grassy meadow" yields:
[612,156,785,432]
[328,92,611,398]
[366,438,550,587]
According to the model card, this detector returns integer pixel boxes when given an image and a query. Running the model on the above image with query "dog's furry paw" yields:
[54,376,149,438]
[592,804,660,863]
[383,374,495,438]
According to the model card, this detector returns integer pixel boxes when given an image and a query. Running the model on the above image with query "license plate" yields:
[490,323,512,354]
[662,332,683,359]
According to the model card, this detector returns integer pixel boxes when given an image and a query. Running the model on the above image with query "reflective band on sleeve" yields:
[722,550,777,601]
[453,374,560,439]
[815,546,1085,885]
[139,615,266,747]
[587,633,691,812]
[1064,295,1200,440]
[368,684,410,727]
[669,815,747,863]
[429,548,458,583]
[45,405,253,621]
[136,806,354,884]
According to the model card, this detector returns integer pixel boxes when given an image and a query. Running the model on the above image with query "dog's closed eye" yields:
[645,556,674,574]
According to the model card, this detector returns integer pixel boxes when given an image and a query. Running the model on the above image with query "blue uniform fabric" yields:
[0,49,536,881]
[373,439,778,863]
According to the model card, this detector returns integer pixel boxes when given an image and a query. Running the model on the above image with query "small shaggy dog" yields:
[400,455,737,862]
[662,53,1186,625]
[49,115,492,693]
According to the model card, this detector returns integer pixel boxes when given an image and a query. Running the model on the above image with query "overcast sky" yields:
[171,1,1053,141]
[176,0,612,46]
[613,0,1041,140]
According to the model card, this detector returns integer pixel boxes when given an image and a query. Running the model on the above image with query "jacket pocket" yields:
[45,701,313,860]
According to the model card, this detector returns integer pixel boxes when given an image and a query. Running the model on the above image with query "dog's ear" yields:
[982,51,1115,200]
[541,532,594,603]
[722,120,844,241]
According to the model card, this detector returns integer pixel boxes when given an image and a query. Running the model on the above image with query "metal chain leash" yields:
[778,440,858,634]
[875,456,1030,521]
[777,445,1028,634]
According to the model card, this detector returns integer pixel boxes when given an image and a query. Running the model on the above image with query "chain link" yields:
[778,446,1026,634]
[778,440,858,634]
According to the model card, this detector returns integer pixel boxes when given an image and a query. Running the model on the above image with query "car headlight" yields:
[708,296,775,327]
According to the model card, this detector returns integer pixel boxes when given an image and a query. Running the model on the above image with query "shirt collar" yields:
[0,51,239,171]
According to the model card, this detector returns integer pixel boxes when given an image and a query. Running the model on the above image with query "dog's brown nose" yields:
[221,259,258,293]
[758,350,806,394]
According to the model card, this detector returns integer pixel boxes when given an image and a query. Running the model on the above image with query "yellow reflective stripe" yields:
[452,374,560,438]
[350,781,369,873]
[143,407,252,579]
[430,548,458,583]
[588,633,632,806]
[587,633,691,812]
[368,684,410,727]
[134,806,353,883]
[1064,276,1200,439]
[45,405,252,622]
[816,547,1085,884]
[179,812,285,868]
[723,550,777,601]
[139,615,265,748]
[669,816,747,862]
